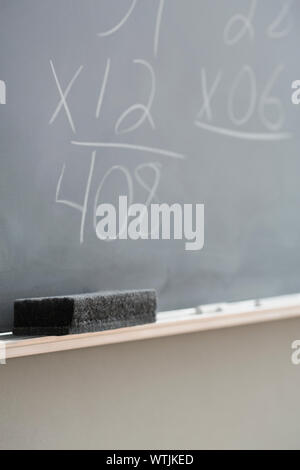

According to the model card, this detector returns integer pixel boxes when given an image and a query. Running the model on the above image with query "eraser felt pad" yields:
[13,290,157,336]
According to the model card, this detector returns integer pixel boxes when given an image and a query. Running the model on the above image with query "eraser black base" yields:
[13,289,157,336]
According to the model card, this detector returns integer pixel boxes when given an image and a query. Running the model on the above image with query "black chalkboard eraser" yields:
[13,289,157,336]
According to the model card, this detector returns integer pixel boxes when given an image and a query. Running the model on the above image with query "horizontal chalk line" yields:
[71,141,186,159]
[194,120,292,141]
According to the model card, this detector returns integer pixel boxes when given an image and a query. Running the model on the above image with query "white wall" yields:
[1,317,300,450]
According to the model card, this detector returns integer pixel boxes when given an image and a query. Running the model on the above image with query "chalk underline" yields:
[194,121,292,141]
[71,141,186,159]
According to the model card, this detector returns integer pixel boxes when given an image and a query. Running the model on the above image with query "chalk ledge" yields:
[2,293,300,359]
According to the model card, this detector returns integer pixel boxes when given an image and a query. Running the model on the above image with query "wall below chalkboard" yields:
[0,316,300,449]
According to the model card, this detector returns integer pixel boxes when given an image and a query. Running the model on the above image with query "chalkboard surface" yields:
[0,0,299,330]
